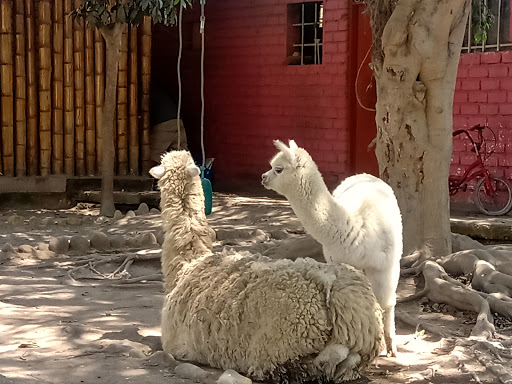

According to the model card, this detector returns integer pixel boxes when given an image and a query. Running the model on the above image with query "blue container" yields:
[200,167,213,215]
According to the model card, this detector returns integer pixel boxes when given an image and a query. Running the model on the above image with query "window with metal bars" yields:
[462,0,511,52]
[286,2,323,65]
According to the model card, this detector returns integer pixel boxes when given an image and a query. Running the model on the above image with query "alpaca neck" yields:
[160,180,212,292]
[287,173,352,247]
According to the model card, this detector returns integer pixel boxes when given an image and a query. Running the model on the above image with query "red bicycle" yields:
[449,124,512,216]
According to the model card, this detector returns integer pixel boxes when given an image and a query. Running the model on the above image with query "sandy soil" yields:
[0,193,510,384]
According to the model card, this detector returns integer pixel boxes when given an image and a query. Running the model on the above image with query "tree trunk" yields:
[99,24,125,217]
[367,0,470,255]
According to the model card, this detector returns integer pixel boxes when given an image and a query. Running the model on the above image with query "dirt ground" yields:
[0,193,510,384]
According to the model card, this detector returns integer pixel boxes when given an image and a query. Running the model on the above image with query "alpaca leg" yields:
[333,353,361,382]
[313,344,349,380]
[383,305,397,357]
[365,268,398,357]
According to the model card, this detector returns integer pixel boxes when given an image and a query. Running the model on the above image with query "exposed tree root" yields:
[67,250,162,284]
[395,310,451,338]
[400,234,512,341]
[399,260,495,338]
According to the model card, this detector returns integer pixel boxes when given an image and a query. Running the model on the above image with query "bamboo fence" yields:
[52,0,64,174]
[25,0,38,175]
[38,0,52,176]
[94,29,104,174]
[0,1,153,178]
[0,0,151,177]
[141,17,151,174]
[14,0,27,176]
[85,25,95,175]
[1,0,15,176]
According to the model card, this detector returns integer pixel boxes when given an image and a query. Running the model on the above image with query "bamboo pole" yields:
[94,29,104,174]
[38,0,52,176]
[25,0,37,175]
[52,0,64,174]
[128,25,139,175]
[116,28,128,175]
[63,0,74,175]
[141,17,151,173]
[85,25,95,175]
[73,0,85,176]
[14,0,27,176]
[1,0,15,176]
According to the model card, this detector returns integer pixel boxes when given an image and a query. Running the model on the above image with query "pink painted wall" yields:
[204,0,353,190]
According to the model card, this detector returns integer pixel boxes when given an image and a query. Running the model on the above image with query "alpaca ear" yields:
[274,140,293,162]
[150,166,165,179]
[186,164,201,178]
[289,140,298,150]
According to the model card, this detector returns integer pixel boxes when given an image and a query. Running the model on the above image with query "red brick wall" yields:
[204,0,352,190]
[452,51,512,205]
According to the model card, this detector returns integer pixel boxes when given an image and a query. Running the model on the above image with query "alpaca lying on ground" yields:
[262,140,402,357]
[150,150,384,383]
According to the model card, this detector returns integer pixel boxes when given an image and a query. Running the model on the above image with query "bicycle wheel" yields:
[474,176,512,216]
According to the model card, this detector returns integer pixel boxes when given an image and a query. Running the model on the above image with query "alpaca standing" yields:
[151,150,384,383]
[262,140,402,357]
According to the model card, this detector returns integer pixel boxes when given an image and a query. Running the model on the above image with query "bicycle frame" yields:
[449,125,496,197]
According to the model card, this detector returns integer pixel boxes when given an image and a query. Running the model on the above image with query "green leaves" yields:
[471,0,495,44]
[72,0,197,29]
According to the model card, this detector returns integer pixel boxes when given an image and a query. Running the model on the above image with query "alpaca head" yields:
[262,140,318,198]
[150,150,203,216]
[150,150,200,190]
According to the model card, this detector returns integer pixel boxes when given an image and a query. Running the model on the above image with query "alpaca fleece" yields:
[152,150,384,383]
[262,140,402,357]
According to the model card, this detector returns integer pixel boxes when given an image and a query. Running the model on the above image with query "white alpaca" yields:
[151,150,384,383]
[262,140,402,357]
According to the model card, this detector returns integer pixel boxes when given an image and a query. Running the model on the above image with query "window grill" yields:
[287,2,323,65]
[462,0,511,52]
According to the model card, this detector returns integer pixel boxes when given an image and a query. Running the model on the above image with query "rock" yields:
[103,343,133,355]
[136,203,150,216]
[28,216,39,229]
[1,243,17,260]
[2,243,17,254]
[49,237,70,254]
[209,227,217,242]
[263,235,325,263]
[90,231,110,251]
[113,210,123,221]
[270,229,290,240]
[126,235,140,248]
[139,232,157,247]
[150,208,160,215]
[66,217,81,226]
[37,243,50,251]
[146,351,177,367]
[250,229,267,242]
[95,216,109,225]
[215,228,236,241]
[175,363,209,381]
[125,210,136,218]
[69,235,90,252]
[155,229,165,245]
[0,374,15,384]
[82,216,94,225]
[56,218,68,226]
[34,250,56,260]
[40,217,50,227]
[109,235,126,249]
[7,214,23,227]
[218,370,252,384]
[128,349,146,359]
[18,244,35,254]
